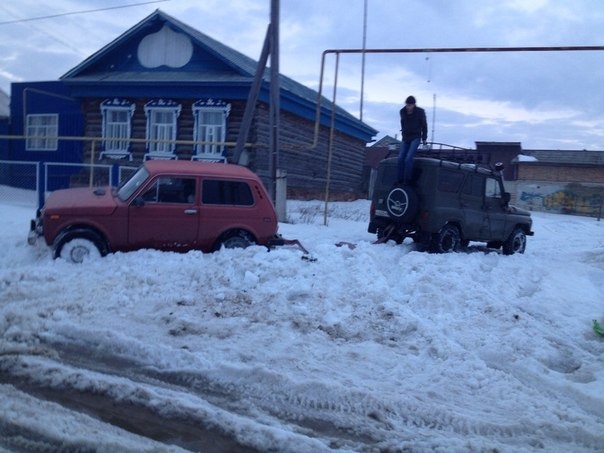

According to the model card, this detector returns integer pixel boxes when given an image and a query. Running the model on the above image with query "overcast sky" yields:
[1,0,603,150]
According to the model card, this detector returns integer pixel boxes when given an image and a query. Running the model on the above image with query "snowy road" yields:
[1,196,603,452]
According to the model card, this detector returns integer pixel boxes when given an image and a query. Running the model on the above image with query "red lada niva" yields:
[28,160,282,263]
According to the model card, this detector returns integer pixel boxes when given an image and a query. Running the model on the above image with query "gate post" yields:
[37,161,44,210]
[111,163,120,187]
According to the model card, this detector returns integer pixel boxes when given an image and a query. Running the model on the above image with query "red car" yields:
[29,160,282,263]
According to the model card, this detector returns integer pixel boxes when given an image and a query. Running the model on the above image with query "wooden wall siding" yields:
[250,105,366,196]
[82,98,366,197]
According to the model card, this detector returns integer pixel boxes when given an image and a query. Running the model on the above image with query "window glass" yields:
[101,100,134,153]
[148,110,177,153]
[437,170,464,193]
[202,180,254,206]
[141,177,196,204]
[486,177,502,198]
[26,114,58,151]
[118,167,149,201]
[192,101,231,160]
[462,174,484,197]
[144,101,181,155]
[381,165,398,185]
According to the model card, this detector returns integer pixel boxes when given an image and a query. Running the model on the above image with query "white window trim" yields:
[144,99,181,159]
[100,99,135,160]
[26,114,58,151]
[192,99,231,162]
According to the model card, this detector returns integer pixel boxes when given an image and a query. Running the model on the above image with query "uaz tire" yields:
[430,224,461,253]
[502,228,527,255]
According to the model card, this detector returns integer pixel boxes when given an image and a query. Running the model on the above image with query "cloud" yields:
[0,0,602,150]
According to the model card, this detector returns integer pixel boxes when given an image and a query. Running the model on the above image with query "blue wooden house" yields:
[6,9,376,198]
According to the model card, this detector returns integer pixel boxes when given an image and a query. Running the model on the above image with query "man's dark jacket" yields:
[400,106,428,143]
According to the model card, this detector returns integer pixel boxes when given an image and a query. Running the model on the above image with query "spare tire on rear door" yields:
[385,184,419,224]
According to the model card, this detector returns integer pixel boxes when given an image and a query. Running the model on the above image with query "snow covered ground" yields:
[1,188,603,452]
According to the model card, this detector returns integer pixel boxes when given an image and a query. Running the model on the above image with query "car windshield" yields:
[117,166,149,201]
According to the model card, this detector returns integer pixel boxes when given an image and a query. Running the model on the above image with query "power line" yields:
[0,0,170,26]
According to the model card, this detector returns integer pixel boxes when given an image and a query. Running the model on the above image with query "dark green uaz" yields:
[368,157,534,254]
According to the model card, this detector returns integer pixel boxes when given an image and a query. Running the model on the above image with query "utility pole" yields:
[269,0,280,205]
[359,0,367,121]
[233,0,285,220]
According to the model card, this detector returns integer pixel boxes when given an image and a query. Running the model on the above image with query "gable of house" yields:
[7,9,380,199]
[60,9,376,142]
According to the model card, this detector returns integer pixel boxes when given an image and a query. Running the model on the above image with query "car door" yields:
[460,174,491,240]
[197,178,257,250]
[127,176,199,250]
[484,176,508,240]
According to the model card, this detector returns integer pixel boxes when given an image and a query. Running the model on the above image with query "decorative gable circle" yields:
[137,24,193,69]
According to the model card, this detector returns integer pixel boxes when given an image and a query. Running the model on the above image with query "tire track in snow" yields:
[3,336,603,452]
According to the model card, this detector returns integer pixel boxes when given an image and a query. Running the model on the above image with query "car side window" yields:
[462,174,484,197]
[202,180,254,206]
[485,177,502,198]
[437,170,464,193]
[141,177,196,204]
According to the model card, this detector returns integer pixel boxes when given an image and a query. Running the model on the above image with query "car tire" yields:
[53,229,107,263]
[385,185,419,224]
[502,228,526,255]
[215,230,255,251]
[430,224,461,253]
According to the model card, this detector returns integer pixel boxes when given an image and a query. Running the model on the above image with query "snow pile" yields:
[0,194,603,451]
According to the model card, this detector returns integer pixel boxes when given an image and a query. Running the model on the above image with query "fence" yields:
[0,159,137,210]
[0,160,39,209]
[0,133,232,210]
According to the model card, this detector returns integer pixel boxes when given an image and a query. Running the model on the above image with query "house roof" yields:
[370,135,400,148]
[60,9,377,141]
[521,149,604,166]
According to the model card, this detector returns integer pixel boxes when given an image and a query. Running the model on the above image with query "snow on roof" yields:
[515,154,539,162]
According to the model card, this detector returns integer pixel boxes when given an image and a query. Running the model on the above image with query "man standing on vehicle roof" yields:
[398,95,428,184]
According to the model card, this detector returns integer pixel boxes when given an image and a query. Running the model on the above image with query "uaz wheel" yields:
[502,228,527,255]
[385,185,418,223]
[430,224,461,253]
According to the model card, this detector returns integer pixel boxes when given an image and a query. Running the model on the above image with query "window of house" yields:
[144,100,181,155]
[202,180,254,206]
[192,99,231,161]
[26,114,58,151]
[101,99,135,156]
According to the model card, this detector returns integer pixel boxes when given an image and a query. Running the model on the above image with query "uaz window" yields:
[438,170,464,193]
[202,180,254,205]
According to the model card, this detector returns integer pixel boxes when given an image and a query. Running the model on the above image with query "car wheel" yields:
[385,185,419,224]
[53,230,106,263]
[430,224,461,253]
[216,230,255,251]
[502,228,526,255]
